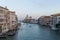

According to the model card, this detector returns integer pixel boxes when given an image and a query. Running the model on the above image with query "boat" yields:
[6,30,16,36]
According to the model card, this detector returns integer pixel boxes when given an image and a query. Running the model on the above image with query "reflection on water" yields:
[0,23,60,40]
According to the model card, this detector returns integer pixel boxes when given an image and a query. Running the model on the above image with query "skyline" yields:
[0,0,60,19]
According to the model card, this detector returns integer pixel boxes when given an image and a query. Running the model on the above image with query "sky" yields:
[0,0,60,19]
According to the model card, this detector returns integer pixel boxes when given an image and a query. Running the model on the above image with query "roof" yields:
[51,13,60,16]
[39,16,50,18]
[0,6,8,10]
[44,16,50,18]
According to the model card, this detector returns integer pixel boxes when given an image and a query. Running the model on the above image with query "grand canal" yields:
[0,23,60,40]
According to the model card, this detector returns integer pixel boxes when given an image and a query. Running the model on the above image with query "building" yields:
[9,11,18,30]
[50,13,60,30]
[29,19,38,24]
[24,15,37,23]
[43,16,51,26]
[38,16,50,26]
[0,6,9,34]
[0,6,18,35]
[38,16,44,25]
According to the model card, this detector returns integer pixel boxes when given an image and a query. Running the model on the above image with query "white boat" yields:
[50,25,59,30]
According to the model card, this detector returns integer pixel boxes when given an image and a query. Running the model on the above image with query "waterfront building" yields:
[30,19,38,24]
[9,11,18,30]
[38,16,45,25]
[0,6,18,35]
[24,15,37,23]
[43,16,51,26]
[38,16,50,26]
[24,14,30,23]
[50,13,60,30]
[0,6,9,34]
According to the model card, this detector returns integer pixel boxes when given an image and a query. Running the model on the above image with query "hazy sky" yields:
[0,0,60,19]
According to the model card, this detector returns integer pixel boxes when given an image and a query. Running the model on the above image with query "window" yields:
[0,19,3,22]
[0,15,3,17]
[0,10,3,14]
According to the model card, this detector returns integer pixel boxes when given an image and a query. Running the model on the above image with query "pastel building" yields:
[38,16,45,25]
[24,15,37,23]
[9,11,18,30]
[38,16,50,26]
[0,6,9,34]
[50,13,60,30]
[0,6,18,34]
[43,16,50,25]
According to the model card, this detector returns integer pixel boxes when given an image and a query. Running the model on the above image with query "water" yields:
[0,23,60,40]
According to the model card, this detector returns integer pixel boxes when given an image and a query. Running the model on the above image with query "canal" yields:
[0,23,60,40]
